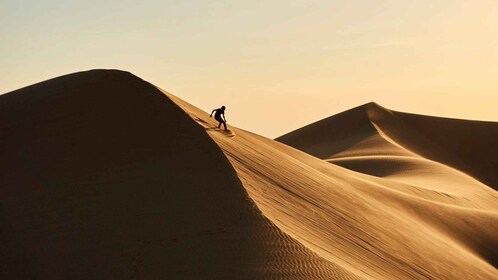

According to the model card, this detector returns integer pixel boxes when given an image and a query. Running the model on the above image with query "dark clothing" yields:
[212,108,227,130]
[215,115,224,123]
[214,109,223,120]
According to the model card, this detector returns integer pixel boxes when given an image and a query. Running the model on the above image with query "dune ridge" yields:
[277,102,498,192]
[1,70,353,279]
[1,70,497,279]
[168,92,498,279]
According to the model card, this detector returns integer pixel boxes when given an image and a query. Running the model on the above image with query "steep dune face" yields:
[168,94,498,279]
[273,103,395,160]
[277,102,498,192]
[391,111,498,191]
[0,70,348,279]
[3,70,497,279]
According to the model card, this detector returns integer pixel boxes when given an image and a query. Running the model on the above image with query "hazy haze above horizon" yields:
[1,0,497,138]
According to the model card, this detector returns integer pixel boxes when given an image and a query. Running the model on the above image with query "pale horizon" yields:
[1,0,497,138]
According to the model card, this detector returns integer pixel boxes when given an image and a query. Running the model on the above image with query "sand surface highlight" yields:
[167,92,498,279]
[1,70,497,279]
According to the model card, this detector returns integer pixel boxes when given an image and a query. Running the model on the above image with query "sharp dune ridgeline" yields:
[1,70,497,279]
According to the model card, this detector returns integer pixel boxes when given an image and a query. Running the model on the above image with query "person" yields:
[210,106,227,130]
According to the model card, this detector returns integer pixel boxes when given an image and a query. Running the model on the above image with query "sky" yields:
[1,0,497,138]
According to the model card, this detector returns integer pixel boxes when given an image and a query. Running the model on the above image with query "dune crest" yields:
[278,102,498,192]
[167,94,498,279]
[0,70,353,279]
[2,70,497,279]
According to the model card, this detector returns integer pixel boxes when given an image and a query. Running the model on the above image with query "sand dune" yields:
[169,92,498,279]
[277,102,498,191]
[1,70,497,279]
[0,70,356,279]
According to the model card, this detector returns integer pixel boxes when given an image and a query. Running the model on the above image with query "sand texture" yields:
[1,70,497,279]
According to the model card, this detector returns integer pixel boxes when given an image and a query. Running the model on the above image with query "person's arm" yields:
[210,109,216,117]
[222,113,227,122]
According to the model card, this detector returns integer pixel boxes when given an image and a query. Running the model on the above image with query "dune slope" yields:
[2,70,497,279]
[277,102,498,191]
[391,110,498,191]
[168,95,498,279]
[0,70,351,279]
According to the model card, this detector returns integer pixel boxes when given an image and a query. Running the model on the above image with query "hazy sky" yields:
[1,0,497,138]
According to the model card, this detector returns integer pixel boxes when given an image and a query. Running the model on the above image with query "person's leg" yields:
[222,121,227,130]
[215,116,222,128]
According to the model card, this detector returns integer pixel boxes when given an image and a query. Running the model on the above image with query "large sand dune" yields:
[1,70,497,279]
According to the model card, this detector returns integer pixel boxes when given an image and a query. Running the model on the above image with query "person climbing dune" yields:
[210,106,228,131]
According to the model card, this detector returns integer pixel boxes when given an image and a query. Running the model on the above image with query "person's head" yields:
[221,106,226,110]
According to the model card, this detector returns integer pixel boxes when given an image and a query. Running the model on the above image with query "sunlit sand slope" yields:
[277,102,498,191]
[168,94,498,279]
[2,70,497,279]
[391,110,498,190]
[1,70,353,279]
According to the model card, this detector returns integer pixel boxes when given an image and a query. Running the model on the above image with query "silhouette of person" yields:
[210,106,227,130]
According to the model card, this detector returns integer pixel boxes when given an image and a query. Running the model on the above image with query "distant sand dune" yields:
[1,70,497,279]
[278,102,498,191]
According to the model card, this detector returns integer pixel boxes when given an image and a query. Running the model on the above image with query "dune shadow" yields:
[194,117,209,124]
